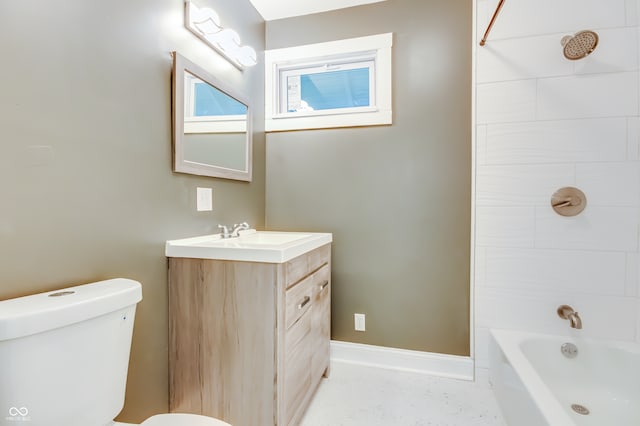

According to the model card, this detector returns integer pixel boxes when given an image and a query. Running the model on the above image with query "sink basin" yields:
[165,229,332,263]
[227,231,312,246]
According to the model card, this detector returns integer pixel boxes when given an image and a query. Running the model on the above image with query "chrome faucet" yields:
[218,222,250,239]
[557,305,582,329]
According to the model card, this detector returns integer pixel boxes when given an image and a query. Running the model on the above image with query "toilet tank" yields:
[0,278,142,426]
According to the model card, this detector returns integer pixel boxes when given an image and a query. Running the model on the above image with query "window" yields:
[280,58,374,113]
[265,33,393,132]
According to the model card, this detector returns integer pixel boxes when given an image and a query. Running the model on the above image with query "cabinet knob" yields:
[319,280,329,291]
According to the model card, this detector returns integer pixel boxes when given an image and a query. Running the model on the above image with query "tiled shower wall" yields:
[474,0,640,369]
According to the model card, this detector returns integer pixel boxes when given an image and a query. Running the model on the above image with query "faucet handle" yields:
[218,224,231,238]
[230,222,250,237]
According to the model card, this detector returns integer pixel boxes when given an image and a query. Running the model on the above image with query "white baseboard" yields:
[474,366,491,386]
[330,340,474,381]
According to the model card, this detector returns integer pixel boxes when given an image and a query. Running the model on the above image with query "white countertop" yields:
[165,229,332,263]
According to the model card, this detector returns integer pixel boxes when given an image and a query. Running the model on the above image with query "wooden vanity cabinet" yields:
[168,244,331,426]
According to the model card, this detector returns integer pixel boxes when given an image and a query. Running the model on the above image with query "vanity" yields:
[166,230,332,426]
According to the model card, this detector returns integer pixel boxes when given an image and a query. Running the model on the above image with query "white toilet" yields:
[0,278,230,426]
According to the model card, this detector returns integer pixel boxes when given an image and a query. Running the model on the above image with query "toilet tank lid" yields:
[0,278,142,341]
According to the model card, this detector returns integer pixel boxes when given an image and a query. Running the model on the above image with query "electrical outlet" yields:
[196,187,213,211]
[354,313,366,331]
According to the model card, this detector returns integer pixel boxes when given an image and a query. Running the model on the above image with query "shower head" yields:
[561,30,599,60]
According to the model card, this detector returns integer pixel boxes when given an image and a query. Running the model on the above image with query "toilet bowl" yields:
[0,278,230,426]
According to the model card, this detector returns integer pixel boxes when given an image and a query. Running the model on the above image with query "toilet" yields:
[0,278,230,426]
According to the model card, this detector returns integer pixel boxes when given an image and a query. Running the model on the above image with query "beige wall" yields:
[0,0,264,422]
[0,0,471,419]
[265,0,472,356]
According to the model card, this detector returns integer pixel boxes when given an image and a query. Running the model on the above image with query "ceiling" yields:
[248,0,387,21]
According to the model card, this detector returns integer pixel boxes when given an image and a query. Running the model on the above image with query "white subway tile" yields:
[573,28,638,75]
[628,118,640,160]
[476,286,637,341]
[476,0,491,38]
[626,252,639,296]
[476,125,487,166]
[535,206,639,251]
[477,34,573,83]
[477,80,537,124]
[636,299,640,343]
[485,118,627,164]
[626,0,639,26]
[537,72,639,121]
[537,72,638,120]
[474,246,487,287]
[572,27,638,74]
[476,206,535,247]
[475,0,501,42]
[637,253,640,296]
[476,164,574,206]
[576,294,637,341]
[474,327,491,369]
[477,0,626,41]
[576,162,640,206]
[484,247,626,296]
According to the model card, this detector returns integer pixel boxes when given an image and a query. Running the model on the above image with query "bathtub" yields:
[489,329,640,426]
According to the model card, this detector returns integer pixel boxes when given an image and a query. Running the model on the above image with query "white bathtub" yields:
[489,329,640,426]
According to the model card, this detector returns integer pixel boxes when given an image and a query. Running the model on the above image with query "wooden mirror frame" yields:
[172,51,252,181]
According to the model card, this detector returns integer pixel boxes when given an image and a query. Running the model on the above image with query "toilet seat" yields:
[140,413,231,426]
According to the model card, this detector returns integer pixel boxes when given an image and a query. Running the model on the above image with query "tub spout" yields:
[557,305,582,329]
[568,312,582,329]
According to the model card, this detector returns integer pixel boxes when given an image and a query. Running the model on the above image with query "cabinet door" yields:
[169,258,277,426]
[311,265,331,381]
[284,306,312,426]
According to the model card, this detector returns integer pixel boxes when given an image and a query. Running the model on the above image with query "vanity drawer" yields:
[285,264,330,330]
[285,244,330,288]
[308,244,330,277]
[285,274,314,330]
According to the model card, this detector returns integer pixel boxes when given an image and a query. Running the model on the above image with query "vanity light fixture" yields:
[185,1,258,69]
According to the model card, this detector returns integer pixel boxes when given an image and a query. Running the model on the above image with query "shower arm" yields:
[479,0,506,46]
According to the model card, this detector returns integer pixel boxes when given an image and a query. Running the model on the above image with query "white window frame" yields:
[265,33,393,132]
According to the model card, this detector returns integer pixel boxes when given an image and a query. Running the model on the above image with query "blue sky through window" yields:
[293,68,370,112]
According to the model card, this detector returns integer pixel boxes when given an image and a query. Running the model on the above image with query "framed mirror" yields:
[172,52,252,181]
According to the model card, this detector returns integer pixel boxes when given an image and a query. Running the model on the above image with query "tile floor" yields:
[300,362,507,426]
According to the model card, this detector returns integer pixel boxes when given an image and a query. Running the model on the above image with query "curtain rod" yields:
[479,0,505,46]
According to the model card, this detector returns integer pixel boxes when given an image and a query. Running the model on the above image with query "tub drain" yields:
[561,342,578,358]
[571,404,590,415]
